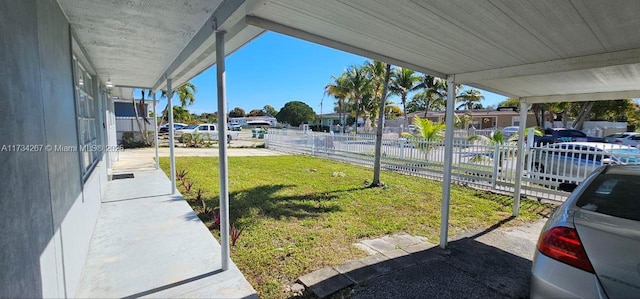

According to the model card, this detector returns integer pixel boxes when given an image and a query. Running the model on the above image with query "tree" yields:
[498,98,521,109]
[384,105,403,119]
[402,116,446,154]
[248,109,266,117]
[229,107,246,118]
[263,105,278,117]
[414,74,447,116]
[160,81,197,124]
[372,62,392,187]
[456,89,484,110]
[324,74,350,132]
[343,65,371,133]
[389,67,420,129]
[275,101,316,126]
[162,105,192,123]
[363,60,389,127]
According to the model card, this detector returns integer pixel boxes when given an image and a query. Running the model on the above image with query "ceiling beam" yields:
[151,0,247,92]
[456,48,640,84]
[245,15,447,79]
[523,90,640,104]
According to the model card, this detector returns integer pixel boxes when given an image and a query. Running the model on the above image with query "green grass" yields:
[160,155,552,299]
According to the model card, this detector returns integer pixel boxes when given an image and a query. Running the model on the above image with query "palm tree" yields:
[324,74,349,132]
[402,116,446,154]
[389,68,420,130]
[456,89,484,110]
[419,74,447,116]
[343,65,371,134]
[161,82,197,124]
[363,60,388,127]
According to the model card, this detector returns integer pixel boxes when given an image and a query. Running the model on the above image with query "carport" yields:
[61,0,640,268]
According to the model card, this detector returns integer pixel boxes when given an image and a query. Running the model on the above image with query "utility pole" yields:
[319,98,323,131]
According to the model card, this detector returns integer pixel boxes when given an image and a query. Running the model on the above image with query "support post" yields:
[513,99,530,216]
[153,92,159,169]
[440,75,456,249]
[216,30,230,271]
[167,78,177,194]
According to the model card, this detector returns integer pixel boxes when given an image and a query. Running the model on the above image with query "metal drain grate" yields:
[112,173,134,180]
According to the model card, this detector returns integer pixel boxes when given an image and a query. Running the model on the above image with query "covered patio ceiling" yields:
[59,0,640,103]
[56,0,640,251]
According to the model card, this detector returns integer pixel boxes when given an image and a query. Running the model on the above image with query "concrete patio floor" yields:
[75,169,257,298]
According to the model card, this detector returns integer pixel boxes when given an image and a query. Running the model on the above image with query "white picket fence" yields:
[266,129,640,202]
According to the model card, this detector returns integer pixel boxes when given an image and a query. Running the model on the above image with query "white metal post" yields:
[440,75,456,249]
[153,92,159,169]
[513,99,530,216]
[216,30,230,271]
[167,78,177,194]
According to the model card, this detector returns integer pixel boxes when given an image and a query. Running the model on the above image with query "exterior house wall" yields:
[1,1,107,297]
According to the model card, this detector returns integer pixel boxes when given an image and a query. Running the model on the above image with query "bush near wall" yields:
[121,131,154,148]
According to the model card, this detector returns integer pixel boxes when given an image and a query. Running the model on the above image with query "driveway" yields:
[348,218,547,298]
[111,146,287,172]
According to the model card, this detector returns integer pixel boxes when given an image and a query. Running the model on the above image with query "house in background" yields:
[407,109,537,129]
[112,94,157,143]
[229,116,277,127]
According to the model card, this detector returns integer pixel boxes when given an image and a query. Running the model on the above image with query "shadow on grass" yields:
[471,190,556,218]
[186,185,369,224]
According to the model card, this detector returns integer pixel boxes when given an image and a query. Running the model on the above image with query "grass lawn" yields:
[160,155,551,298]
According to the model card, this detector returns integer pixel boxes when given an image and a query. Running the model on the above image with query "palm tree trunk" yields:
[355,98,360,134]
[572,101,594,130]
[132,96,148,145]
[402,96,408,131]
[372,63,391,187]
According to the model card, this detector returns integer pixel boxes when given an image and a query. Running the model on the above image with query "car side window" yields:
[200,126,208,131]
[553,144,568,157]
[631,135,640,141]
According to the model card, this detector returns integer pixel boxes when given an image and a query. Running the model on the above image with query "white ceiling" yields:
[247,0,640,101]
[58,0,640,103]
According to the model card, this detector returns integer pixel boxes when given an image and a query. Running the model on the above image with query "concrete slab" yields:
[403,241,437,254]
[75,169,256,298]
[359,239,397,253]
[353,243,378,255]
[381,249,417,269]
[298,267,352,298]
[380,233,424,249]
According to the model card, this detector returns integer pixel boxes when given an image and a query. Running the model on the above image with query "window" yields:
[577,171,640,221]
[73,56,98,178]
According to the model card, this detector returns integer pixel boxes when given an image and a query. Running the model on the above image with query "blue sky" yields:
[160,31,507,115]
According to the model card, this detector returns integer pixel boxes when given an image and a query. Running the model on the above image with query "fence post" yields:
[492,143,500,189]
[399,139,405,160]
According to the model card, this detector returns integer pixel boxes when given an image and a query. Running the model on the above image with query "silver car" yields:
[604,132,640,147]
[531,164,640,298]
[530,142,640,184]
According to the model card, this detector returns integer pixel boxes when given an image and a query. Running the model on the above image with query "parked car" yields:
[604,132,640,146]
[501,126,520,139]
[531,164,640,298]
[534,128,604,146]
[175,123,239,142]
[529,142,640,183]
[158,123,187,133]
[228,123,242,131]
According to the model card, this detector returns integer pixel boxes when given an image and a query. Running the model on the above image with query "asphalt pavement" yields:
[347,218,547,299]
